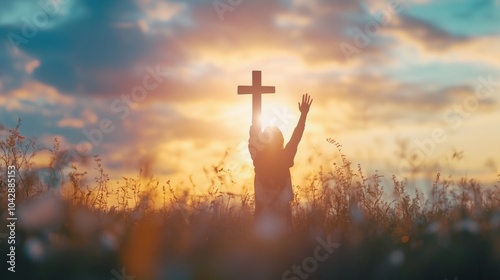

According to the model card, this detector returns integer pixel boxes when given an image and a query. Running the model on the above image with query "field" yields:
[1,120,500,280]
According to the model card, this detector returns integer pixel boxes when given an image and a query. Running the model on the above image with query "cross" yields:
[238,70,275,126]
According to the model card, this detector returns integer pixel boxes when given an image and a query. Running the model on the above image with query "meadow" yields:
[1,119,500,280]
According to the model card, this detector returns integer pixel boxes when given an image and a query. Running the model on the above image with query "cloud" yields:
[58,118,85,128]
[393,14,469,50]
[139,0,186,22]
[1,0,163,96]
[304,73,498,131]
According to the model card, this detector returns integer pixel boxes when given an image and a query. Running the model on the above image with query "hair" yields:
[262,126,284,152]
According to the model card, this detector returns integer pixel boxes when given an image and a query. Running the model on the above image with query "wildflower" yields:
[18,194,65,231]
[24,237,46,262]
[490,212,500,229]
[389,249,405,266]
[454,218,479,233]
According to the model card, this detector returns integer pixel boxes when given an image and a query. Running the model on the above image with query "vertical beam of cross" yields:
[237,71,275,127]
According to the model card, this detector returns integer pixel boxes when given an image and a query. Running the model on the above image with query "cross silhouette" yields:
[238,70,275,126]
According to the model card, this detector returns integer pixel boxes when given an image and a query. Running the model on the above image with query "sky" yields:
[0,0,499,194]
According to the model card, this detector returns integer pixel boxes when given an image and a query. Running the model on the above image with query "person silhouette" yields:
[249,93,313,236]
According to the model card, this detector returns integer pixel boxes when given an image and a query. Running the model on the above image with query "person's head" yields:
[262,126,284,152]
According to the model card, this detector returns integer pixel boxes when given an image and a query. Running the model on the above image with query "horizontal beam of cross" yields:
[237,70,275,126]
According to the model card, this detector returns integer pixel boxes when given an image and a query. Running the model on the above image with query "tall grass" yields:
[1,119,499,280]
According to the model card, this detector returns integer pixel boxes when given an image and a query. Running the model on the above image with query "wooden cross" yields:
[237,70,275,126]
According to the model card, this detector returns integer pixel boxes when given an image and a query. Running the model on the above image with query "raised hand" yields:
[298,93,313,115]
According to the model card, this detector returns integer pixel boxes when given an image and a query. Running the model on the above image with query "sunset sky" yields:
[1,0,499,192]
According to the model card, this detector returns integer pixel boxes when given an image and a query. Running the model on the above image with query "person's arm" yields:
[285,94,313,165]
[248,106,264,162]
[248,124,260,162]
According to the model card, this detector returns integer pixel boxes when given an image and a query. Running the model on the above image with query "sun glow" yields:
[261,102,296,140]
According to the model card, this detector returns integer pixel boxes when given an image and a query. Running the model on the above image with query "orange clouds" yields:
[57,118,85,128]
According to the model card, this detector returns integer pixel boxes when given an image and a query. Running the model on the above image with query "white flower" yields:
[24,237,46,262]
[454,218,479,233]
[389,249,405,266]
[490,213,500,229]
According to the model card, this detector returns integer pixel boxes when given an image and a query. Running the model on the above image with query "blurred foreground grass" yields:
[1,120,500,280]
